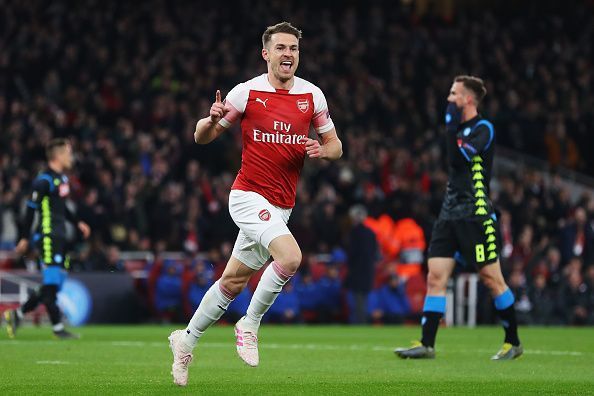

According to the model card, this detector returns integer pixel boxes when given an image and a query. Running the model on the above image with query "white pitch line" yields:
[36,360,70,365]
[1,340,586,357]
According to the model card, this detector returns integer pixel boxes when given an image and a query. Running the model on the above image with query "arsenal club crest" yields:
[296,99,309,113]
[259,209,271,221]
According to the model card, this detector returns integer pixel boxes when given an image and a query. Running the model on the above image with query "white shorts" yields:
[229,190,292,270]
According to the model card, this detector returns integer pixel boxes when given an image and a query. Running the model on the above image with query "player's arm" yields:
[15,178,49,254]
[457,122,494,161]
[305,128,343,160]
[65,205,91,239]
[445,102,462,133]
[194,90,230,144]
[307,89,341,160]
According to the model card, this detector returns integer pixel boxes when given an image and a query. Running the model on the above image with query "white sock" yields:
[243,261,293,331]
[16,308,24,320]
[182,280,234,351]
[52,323,65,332]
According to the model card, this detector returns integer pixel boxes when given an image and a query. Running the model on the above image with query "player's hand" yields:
[305,138,325,159]
[445,101,462,132]
[15,239,29,255]
[209,90,229,123]
[78,221,91,239]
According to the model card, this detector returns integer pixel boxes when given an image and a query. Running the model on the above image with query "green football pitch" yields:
[1,325,593,395]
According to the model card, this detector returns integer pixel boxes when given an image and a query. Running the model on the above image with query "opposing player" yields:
[4,138,91,339]
[395,76,523,360]
[168,22,342,386]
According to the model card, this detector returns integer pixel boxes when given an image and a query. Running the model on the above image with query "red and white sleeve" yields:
[312,88,335,134]
[219,83,248,129]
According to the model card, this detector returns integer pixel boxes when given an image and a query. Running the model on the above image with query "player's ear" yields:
[262,48,269,62]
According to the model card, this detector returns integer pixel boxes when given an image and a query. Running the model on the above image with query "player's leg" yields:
[40,240,75,339]
[421,257,455,348]
[182,254,255,349]
[40,284,62,329]
[479,260,523,360]
[241,234,301,331]
[6,244,45,337]
[224,190,296,366]
[395,257,454,359]
[40,264,75,339]
[5,289,41,338]
[233,233,301,367]
[396,219,456,359]
[169,253,255,386]
[21,290,42,314]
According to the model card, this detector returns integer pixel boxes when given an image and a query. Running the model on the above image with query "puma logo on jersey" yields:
[255,98,269,108]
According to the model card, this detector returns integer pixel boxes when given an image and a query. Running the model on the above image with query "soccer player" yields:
[168,22,342,386]
[395,76,523,360]
[4,139,91,339]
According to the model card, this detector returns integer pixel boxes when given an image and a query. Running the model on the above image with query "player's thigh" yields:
[228,190,292,248]
[231,229,272,271]
[455,216,500,269]
[37,237,67,289]
[221,253,257,288]
[428,219,458,260]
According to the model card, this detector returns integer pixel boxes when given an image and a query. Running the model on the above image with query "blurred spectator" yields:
[316,253,345,322]
[556,270,589,325]
[294,271,322,322]
[345,205,378,323]
[154,260,183,322]
[559,207,594,266]
[368,274,410,324]
[527,273,555,325]
[187,264,213,313]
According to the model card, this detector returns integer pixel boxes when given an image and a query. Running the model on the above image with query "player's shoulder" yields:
[33,170,56,191]
[238,74,276,92]
[225,75,274,112]
[472,117,495,132]
[291,76,324,96]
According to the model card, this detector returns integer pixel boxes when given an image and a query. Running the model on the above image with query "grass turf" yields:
[0,325,593,395]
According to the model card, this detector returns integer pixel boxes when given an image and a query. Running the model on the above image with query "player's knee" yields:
[427,270,448,293]
[481,273,506,295]
[219,274,246,298]
[277,249,302,275]
[480,272,493,287]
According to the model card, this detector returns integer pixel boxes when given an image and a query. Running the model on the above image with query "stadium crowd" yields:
[1,0,594,325]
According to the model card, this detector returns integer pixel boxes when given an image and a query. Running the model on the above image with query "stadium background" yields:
[1,0,594,328]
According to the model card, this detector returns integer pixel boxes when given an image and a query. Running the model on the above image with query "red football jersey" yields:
[219,74,334,208]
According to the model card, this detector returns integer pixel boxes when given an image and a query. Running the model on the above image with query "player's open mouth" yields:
[280,61,292,72]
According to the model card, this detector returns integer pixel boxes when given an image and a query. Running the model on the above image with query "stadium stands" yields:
[1,0,593,325]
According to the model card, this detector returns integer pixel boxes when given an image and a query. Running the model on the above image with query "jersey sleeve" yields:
[457,121,495,162]
[28,176,51,208]
[19,176,51,240]
[312,88,335,134]
[219,83,249,129]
